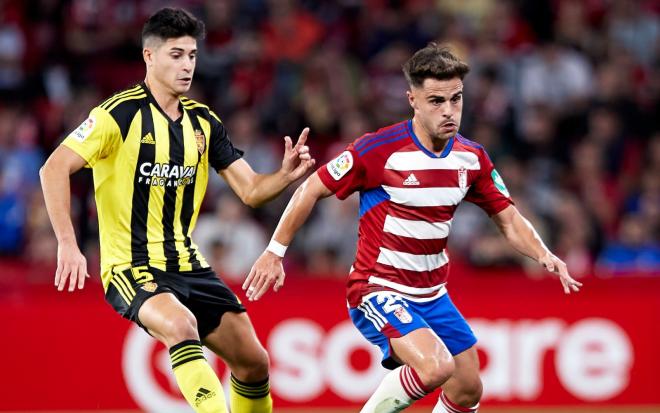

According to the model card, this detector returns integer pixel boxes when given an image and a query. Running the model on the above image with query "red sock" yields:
[399,365,430,400]
[440,390,479,412]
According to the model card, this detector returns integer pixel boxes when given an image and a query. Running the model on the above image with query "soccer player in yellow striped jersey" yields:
[39,8,315,413]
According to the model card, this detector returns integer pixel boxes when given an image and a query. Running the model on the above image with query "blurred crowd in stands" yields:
[0,0,658,283]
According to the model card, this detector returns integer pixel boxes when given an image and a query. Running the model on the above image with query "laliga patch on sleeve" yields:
[327,151,353,180]
[491,169,510,197]
[71,115,96,142]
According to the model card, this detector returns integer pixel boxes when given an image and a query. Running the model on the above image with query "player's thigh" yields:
[422,293,477,357]
[390,327,454,373]
[138,292,199,345]
[203,312,269,377]
[350,292,453,373]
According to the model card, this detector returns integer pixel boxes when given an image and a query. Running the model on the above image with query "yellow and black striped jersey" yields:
[62,82,243,290]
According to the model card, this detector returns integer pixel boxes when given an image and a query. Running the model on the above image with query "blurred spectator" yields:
[193,192,267,281]
[597,214,660,275]
[23,188,57,265]
[520,41,593,114]
[299,193,359,276]
[261,0,323,64]
[606,0,659,67]
[0,3,26,92]
[0,187,25,254]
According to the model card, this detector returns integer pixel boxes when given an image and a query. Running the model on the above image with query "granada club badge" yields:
[458,166,467,190]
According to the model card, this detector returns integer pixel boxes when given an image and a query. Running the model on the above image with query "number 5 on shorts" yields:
[130,266,154,284]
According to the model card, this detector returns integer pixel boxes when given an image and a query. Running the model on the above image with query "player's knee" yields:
[161,313,199,346]
[417,356,455,389]
[232,346,270,382]
[452,378,483,407]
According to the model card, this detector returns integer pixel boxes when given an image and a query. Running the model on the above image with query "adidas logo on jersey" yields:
[194,387,216,407]
[141,133,155,144]
[403,173,420,186]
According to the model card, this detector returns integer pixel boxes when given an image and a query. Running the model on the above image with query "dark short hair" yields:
[402,43,470,87]
[142,7,205,46]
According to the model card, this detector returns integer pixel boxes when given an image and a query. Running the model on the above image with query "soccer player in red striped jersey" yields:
[244,43,583,412]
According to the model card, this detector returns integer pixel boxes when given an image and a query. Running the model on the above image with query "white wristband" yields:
[267,240,288,258]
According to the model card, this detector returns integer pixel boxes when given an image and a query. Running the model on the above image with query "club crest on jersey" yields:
[195,129,206,155]
[458,167,467,190]
[72,115,95,142]
[327,151,353,180]
[393,305,413,324]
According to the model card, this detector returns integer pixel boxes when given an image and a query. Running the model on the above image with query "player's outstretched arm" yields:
[39,146,90,292]
[492,205,583,294]
[243,172,333,301]
[219,127,316,208]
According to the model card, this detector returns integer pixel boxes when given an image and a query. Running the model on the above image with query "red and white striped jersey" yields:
[317,120,513,307]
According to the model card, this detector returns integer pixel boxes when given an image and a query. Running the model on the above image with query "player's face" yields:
[145,36,197,95]
[407,77,463,141]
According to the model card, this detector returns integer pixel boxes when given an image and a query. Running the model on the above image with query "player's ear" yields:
[143,47,154,68]
[407,89,416,110]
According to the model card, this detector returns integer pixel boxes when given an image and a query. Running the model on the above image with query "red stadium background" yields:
[3,261,659,411]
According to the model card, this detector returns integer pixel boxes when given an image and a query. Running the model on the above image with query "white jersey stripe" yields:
[383,215,452,239]
[385,150,480,171]
[368,276,447,296]
[382,186,467,207]
[362,287,447,302]
[377,247,449,272]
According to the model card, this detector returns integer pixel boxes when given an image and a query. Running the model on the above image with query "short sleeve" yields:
[61,107,121,167]
[317,145,367,200]
[208,111,243,171]
[464,149,514,216]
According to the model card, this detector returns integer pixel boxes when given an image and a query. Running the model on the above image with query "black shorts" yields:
[105,265,246,339]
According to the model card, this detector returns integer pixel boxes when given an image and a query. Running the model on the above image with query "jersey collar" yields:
[141,81,184,124]
[407,119,454,159]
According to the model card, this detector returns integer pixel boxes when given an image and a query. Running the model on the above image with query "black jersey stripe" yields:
[162,120,185,271]
[130,105,156,266]
[109,97,144,141]
[182,113,203,269]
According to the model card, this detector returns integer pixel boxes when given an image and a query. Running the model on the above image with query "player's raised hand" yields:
[538,252,582,294]
[281,127,316,182]
[243,251,286,301]
[55,240,90,292]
